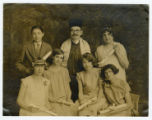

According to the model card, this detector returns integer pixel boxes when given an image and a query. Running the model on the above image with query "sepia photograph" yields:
[3,3,148,117]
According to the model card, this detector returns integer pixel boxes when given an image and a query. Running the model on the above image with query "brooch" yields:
[43,79,48,86]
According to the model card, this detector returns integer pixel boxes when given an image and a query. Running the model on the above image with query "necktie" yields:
[35,43,41,57]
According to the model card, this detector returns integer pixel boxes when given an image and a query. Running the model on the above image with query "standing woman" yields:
[95,27,129,81]
[44,49,77,116]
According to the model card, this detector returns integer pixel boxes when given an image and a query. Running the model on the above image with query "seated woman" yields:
[43,49,77,116]
[99,64,133,116]
[77,53,108,116]
[17,59,54,116]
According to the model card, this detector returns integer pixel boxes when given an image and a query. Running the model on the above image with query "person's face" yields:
[103,31,114,44]
[82,58,93,71]
[32,28,44,42]
[104,68,114,80]
[70,26,83,40]
[34,65,45,76]
[53,54,64,66]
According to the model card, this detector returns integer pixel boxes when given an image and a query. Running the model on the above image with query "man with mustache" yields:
[61,19,91,102]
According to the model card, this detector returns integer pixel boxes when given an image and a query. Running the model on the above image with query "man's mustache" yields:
[72,34,78,36]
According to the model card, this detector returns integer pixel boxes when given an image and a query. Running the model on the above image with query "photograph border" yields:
[0,0,151,120]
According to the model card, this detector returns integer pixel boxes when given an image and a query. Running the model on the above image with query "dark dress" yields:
[67,41,83,102]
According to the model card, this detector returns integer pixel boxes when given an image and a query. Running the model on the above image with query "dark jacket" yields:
[16,41,52,74]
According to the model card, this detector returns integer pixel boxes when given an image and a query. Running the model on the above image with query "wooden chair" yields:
[130,93,140,116]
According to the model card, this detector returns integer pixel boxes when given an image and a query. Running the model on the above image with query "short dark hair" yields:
[103,26,113,34]
[49,49,64,64]
[100,64,119,80]
[82,53,97,67]
[51,49,64,57]
[31,25,44,33]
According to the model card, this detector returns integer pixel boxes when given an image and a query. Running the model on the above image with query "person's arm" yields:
[16,45,31,73]
[17,79,31,110]
[77,73,84,104]
[17,79,39,112]
[17,79,27,109]
[97,79,105,100]
[113,43,129,69]
[64,69,72,102]
[97,78,108,110]
[44,79,51,109]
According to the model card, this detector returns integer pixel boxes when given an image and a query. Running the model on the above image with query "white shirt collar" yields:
[71,38,81,44]
[34,41,42,46]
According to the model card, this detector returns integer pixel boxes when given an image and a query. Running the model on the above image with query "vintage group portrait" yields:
[3,3,148,117]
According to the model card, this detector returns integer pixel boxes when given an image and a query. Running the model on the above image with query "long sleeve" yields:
[43,71,54,102]
[44,79,51,108]
[17,79,29,110]
[16,45,28,73]
[97,78,104,99]
[64,69,72,101]
[114,43,129,69]
[77,73,84,104]
[97,78,109,110]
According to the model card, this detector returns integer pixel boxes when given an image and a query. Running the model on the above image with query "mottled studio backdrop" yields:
[3,4,148,116]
